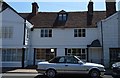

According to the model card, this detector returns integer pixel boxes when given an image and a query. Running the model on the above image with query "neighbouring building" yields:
[97,12,120,67]
[20,0,118,68]
[0,1,33,67]
[0,0,119,68]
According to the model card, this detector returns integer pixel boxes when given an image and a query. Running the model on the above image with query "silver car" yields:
[37,56,105,78]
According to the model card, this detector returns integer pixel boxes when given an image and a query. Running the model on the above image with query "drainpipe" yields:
[22,20,26,68]
[101,20,104,65]
[86,47,89,62]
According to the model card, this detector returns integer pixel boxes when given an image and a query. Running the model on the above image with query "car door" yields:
[50,56,66,73]
[64,56,86,74]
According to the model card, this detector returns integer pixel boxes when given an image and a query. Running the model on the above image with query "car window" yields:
[49,57,65,63]
[66,56,78,64]
[49,57,61,63]
[59,57,65,63]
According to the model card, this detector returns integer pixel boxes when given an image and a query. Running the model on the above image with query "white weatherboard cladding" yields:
[2,62,22,67]
[1,8,25,48]
[103,13,118,48]
[118,11,120,47]
[102,13,119,67]
[31,28,99,48]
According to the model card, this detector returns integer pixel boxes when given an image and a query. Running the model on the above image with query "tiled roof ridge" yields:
[19,10,106,14]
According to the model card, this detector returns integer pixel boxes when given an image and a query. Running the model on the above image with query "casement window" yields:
[0,27,13,38]
[2,49,22,61]
[35,49,56,61]
[66,48,87,60]
[74,29,86,37]
[41,29,52,37]
[58,14,67,21]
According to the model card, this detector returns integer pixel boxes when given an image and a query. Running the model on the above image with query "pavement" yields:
[1,65,37,74]
[1,66,113,75]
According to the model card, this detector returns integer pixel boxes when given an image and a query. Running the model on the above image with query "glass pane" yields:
[49,29,52,37]
[17,49,22,61]
[41,29,44,37]
[45,29,48,37]
[81,54,86,59]
[82,32,85,37]
[68,49,71,54]
[82,29,85,32]
[59,14,62,21]
[63,14,66,21]
[82,49,86,54]
[11,49,16,61]
[78,29,81,37]
[74,29,77,37]
[82,29,86,37]
[72,49,76,55]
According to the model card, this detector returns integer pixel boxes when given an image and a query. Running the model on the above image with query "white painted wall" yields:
[118,11,120,47]
[0,8,25,48]
[31,28,99,49]
[0,7,33,67]
[101,13,119,67]
[2,62,22,67]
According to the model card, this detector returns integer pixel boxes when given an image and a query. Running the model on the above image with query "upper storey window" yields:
[41,29,52,37]
[0,27,13,38]
[74,29,86,37]
[58,10,67,22]
[58,14,67,21]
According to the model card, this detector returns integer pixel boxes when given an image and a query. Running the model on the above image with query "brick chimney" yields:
[32,2,39,15]
[27,2,39,20]
[87,0,93,25]
[106,0,116,17]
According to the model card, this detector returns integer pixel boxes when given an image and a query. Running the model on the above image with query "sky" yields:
[3,0,120,13]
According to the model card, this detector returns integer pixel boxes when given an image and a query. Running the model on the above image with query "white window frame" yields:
[66,48,87,61]
[2,49,22,62]
[41,29,52,37]
[74,29,86,37]
[58,14,67,21]
[0,27,13,39]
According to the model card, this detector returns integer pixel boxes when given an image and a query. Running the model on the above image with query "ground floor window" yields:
[2,48,22,61]
[65,48,87,61]
[35,48,56,61]
[110,48,120,64]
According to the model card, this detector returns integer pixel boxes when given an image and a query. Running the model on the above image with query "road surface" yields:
[1,73,113,78]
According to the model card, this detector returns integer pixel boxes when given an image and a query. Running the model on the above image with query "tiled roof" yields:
[20,11,106,28]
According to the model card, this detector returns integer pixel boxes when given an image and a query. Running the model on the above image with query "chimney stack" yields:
[106,0,116,17]
[87,0,93,25]
[27,2,39,20]
[32,2,39,15]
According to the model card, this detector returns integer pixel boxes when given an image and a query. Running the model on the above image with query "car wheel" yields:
[46,69,56,78]
[89,70,100,78]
